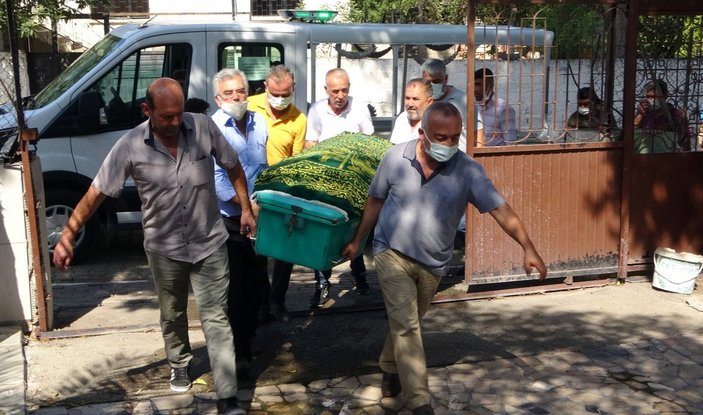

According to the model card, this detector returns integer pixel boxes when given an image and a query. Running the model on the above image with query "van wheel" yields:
[45,189,99,264]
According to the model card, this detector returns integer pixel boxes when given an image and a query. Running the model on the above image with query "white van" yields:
[13,20,553,260]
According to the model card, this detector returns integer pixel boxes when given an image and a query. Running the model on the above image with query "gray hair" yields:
[406,78,433,98]
[213,68,249,96]
[420,58,447,77]
[325,68,349,85]
[267,64,295,83]
[421,101,461,132]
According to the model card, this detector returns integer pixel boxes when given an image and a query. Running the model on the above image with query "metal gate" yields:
[465,1,703,285]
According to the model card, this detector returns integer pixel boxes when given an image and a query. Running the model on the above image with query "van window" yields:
[43,43,192,137]
[31,34,124,109]
[219,43,283,95]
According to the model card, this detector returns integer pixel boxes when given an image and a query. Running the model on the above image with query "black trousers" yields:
[313,256,366,285]
[270,259,293,306]
[223,215,269,361]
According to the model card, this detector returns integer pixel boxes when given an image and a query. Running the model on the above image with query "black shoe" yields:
[412,404,434,415]
[270,303,290,322]
[310,282,331,308]
[381,371,401,397]
[169,365,191,392]
[217,397,246,415]
[353,273,370,295]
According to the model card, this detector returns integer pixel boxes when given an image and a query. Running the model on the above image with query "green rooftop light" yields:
[277,9,338,23]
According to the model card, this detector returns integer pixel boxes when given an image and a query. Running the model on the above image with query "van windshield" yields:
[31,34,124,109]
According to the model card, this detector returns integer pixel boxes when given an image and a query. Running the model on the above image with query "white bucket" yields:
[652,247,703,294]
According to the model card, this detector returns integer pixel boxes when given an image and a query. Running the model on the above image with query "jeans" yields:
[146,243,238,399]
[374,248,441,410]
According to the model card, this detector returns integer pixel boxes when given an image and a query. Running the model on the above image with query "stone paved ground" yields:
[28,329,703,414]
[16,230,703,415]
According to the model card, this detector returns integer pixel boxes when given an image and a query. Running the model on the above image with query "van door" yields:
[42,32,206,262]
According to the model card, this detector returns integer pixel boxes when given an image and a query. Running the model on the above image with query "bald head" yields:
[325,68,349,85]
[142,77,185,141]
[146,77,184,110]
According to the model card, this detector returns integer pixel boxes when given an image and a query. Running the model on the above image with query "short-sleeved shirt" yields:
[92,112,240,263]
[306,96,374,142]
[442,86,483,152]
[481,95,517,146]
[212,109,268,217]
[248,92,306,165]
[389,111,420,145]
[368,140,505,276]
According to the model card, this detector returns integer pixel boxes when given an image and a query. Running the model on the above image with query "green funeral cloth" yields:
[254,132,392,218]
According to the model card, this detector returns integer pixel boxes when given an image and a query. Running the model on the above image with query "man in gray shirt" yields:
[53,78,253,415]
[342,102,547,415]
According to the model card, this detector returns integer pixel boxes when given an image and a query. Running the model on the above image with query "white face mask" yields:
[431,83,445,100]
[423,137,459,162]
[221,100,248,121]
[578,106,590,116]
[268,94,292,111]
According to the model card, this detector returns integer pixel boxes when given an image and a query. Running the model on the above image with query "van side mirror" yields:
[77,91,104,133]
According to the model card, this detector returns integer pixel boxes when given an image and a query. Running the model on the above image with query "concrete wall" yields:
[0,161,33,326]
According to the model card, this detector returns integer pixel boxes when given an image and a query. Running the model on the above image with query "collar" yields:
[212,108,253,128]
[404,137,454,166]
[144,113,192,144]
[482,92,495,107]
[404,139,448,182]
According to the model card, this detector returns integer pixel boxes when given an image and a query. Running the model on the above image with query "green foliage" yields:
[0,0,112,38]
[347,0,466,24]
[476,4,605,59]
[682,16,703,57]
[346,2,703,61]
[638,15,703,58]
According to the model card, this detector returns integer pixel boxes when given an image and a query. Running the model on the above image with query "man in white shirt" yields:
[420,58,483,151]
[475,68,517,146]
[305,68,375,305]
[305,68,374,146]
[390,79,434,145]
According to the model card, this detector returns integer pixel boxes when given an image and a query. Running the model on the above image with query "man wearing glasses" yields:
[212,68,270,379]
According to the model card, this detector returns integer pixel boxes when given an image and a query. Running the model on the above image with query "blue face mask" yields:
[423,137,459,162]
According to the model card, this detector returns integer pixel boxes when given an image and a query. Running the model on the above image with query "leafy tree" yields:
[638,15,703,58]
[1,0,111,39]
[347,0,466,24]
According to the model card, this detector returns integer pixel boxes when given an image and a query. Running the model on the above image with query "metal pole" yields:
[617,0,638,280]
[6,0,50,333]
